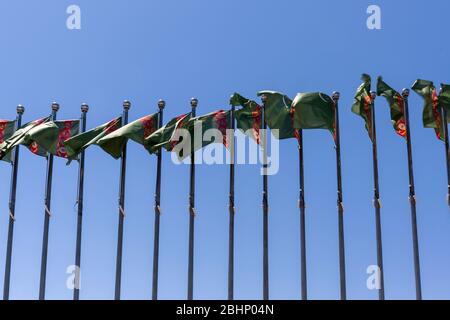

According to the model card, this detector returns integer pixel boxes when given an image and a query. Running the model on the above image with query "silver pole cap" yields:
[158,99,166,110]
[332,91,341,101]
[402,88,410,98]
[123,100,131,110]
[81,103,89,113]
[51,102,60,112]
[370,91,377,100]
[16,105,25,115]
[190,98,198,108]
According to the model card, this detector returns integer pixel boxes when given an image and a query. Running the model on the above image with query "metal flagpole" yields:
[228,102,236,300]
[332,92,347,300]
[114,100,130,300]
[187,98,198,300]
[152,99,165,300]
[3,105,25,300]
[403,88,422,300]
[369,92,385,300]
[260,94,269,300]
[73,103,88,300]
[297,129,307,300]
[39,102,59,300]
[440,86,450,207]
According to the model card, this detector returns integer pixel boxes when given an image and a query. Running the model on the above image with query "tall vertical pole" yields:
[187,97,197,300]
[332,92,346,300]
[403,89,422,300]
[297,129,307,300]
[73,103,88,300]
[369,92,385,300]
[39,102,59,300]
[152,99,165,300]
[228,103,236,300]
[3,105,25,300]
[260,94,269,300]
[114,100,130,300]
[440,87,450,207]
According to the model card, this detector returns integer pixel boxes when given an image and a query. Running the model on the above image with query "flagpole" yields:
[260,94,269,300]
[73,103,88,300]
[39,102,59,300]
[3,105,25,300]
[297,129,307,300]
[439,86,450,207]
[114,100,130,300]
[228,102,236,300]
[403,88,422,300]
[332,92,346,300]
[187,97,197,300]
[369,92,385,300]
[152,99,165,300]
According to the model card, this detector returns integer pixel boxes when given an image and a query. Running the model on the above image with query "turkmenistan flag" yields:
[0,117,51,160]
[0,120,16,162]
[352,74,374,140]
[230,93,261,144]
[257,91,296,140]
[64,117,122,161]
[97,113,159,159]
[412,79,444,141]
[174,110,232,160]
[377,77,407,138]
[26,120,80,158]
[291,92,335,139]
[145,113,191,154]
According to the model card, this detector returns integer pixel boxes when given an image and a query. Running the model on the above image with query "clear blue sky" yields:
[1,0,450,300]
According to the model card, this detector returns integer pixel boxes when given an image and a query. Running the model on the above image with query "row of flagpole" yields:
[4,84,450,300]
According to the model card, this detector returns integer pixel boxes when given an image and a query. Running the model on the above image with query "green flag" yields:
[412,79,444,141]
[27,120,80,158]
[291,92,335,139]
[257,90,296,140]
[352,74,374,140]
[0,117,51,160]
[145,113,192,154]
[64,117,122,161]
[230,93,262,144]
[0,120,16,163]
[377,77,407,138]
[97,113,159,159]
[174,110,232,160]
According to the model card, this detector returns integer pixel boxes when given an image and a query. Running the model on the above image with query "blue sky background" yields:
[1,0,450,300]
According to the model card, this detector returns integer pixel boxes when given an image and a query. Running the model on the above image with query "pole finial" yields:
[123,100,131,110]
[81,103,89,113]
[332,91,341,102]
[370,91,377,100]
[190,98,198,108]
[158,99,166,110]
[260,94,268,105]
[51,102,60,112]
[16,105,25,115]
[402,88,410,98]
